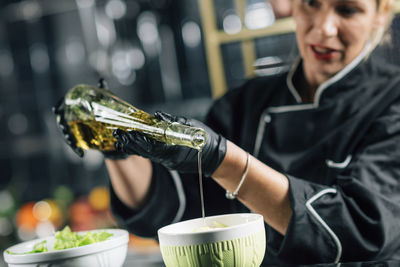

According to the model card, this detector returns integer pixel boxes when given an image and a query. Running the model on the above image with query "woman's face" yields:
[292,0,385,87]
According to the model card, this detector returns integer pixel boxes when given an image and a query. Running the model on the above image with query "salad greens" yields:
[7,240,49,255]
[54,226,113,250]
[7,226,113,255]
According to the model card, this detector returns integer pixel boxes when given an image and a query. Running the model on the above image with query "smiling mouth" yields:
[310,45,340,60]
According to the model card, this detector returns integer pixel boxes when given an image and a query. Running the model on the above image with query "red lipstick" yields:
[310,44,338,60]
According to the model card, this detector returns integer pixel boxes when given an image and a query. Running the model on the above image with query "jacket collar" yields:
[286,43,372,107]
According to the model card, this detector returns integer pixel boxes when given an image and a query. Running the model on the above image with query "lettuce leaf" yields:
[6,240,48,254]
[54,226,113,250]
[7,226,113,254]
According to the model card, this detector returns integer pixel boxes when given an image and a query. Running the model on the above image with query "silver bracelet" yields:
[226,152,251,200]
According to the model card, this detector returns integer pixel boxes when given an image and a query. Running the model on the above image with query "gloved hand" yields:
[53,97,84,157]
[113,111,227,177]
[52,78,128,160]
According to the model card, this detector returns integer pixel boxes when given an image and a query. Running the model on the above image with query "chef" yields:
[55,0,400,264]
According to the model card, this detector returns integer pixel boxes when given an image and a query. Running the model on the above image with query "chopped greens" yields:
[6,226,113,255]
[32,240,49,253]
[6,240,48,255]
[54,226,113,250]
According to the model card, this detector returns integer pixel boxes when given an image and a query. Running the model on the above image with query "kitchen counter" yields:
[123,250,165,267]
[122,251,400,267]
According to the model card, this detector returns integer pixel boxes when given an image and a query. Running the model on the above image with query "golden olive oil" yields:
[63,84,206,152]
[68,120,117,151]
[198,150,205,221]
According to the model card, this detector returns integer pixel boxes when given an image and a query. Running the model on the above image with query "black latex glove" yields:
[113,111,227,177]
[52,78,128,160]
[53,97,84,157]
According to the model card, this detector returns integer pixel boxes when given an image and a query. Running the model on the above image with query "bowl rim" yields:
[3,228,129,264]
[157,213,265,246]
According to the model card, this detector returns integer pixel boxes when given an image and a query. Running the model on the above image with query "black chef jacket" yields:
[110,49,400,265]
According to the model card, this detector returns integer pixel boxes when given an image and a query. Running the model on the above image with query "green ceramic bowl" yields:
[157,213,265,267]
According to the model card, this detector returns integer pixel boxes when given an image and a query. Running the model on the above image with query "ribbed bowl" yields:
[158,213,266,267]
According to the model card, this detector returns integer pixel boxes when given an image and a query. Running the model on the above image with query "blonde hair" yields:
[370,0,394,50]
[377,0,393,12]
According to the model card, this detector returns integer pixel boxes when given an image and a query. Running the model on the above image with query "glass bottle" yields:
[63,84,206,152]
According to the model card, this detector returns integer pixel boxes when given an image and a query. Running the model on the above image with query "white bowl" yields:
[158,213,266,267]
[3,229,129,267]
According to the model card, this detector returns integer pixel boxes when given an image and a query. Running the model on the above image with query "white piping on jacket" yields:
[253,43,371,156]
[306,188,342,263]
[254,110,271,157]
[253,104,315,156]
[286,57,303,104]
[326,155,353,169]
[169,170,186,223]
[287,42,371,108]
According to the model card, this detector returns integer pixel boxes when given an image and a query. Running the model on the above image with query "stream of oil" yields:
[197,150,205,224]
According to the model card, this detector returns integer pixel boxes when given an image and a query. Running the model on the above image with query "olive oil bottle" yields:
[63,84,206,152]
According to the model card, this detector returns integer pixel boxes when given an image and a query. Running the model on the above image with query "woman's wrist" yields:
[225,152,251,199]
[211,141,250,195]
[211,141,292,234]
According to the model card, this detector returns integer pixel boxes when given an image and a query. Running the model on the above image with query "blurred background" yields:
[0,0,400,266]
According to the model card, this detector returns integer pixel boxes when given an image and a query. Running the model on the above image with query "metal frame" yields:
[198,0,400,99]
